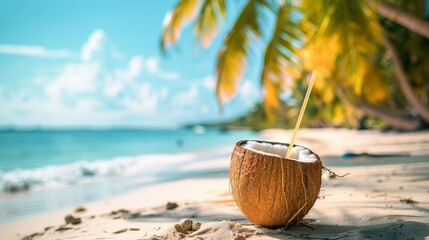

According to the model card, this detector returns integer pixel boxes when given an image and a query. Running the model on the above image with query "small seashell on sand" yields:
[179,218,193,231]
[192,221,201,231]
[174,223,186,233]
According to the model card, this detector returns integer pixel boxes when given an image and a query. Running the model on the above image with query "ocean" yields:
[0,128,258,223]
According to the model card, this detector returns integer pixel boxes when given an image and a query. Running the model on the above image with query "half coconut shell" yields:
[230,140,323,228]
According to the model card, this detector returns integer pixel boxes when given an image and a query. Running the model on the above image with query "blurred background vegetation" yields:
[162,0,429,131]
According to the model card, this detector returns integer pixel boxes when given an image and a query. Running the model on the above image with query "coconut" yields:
[229,140,323,228]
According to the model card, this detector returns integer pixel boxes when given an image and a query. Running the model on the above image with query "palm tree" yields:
[161,0,429,130]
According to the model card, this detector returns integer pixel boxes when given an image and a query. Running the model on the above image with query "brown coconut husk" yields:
[230,140,323,228]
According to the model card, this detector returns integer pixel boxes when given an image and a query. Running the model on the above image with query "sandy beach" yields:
[1,128,429,240]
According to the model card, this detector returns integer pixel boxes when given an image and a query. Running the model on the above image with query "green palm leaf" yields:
[307,0,382,95]
[216,0,272,106]
[261,2,301,120]
[194,0,226,48]
[161,0,203,51]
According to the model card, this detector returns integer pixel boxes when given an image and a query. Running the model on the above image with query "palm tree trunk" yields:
[382,36,429,123]
[357,103,421,131]
[374,1,429,39]
[335,87,421,130]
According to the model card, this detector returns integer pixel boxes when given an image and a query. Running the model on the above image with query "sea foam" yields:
[0,153,194,193]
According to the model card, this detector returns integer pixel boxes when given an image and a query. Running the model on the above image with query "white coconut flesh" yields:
[242,141,317,163]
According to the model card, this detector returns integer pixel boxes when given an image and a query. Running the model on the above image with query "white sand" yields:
[1,128,429,240]
[261,128,429,156]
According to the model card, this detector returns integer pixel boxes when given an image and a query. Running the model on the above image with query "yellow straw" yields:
[285,71,318,158]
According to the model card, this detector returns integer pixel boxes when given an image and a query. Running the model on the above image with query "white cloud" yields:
[103,80,123,98]
[0,44,74,58]
[240,80,258,99]
[158,70,180,81]
[120,83,165,115]
[127,56,144,79]
[146,58,158,74]
[44,53,148,111]
[202,75,215,90]
[81,29,105,61]
[0,29,192,127]
[139,83,158,112]
[45,62,100,100]
[0,87,126,127]
[158,71,180,81]
[74,98,102,112]
[144,57,180,81]
[174,84,199,106]
[28,29,159,123]
[40,31,170,120]
[103,56,144,98]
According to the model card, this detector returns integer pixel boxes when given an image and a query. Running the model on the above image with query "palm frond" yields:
[194,0,226,48]
[161,0,203,51]
[216,0,272,105]
[304,0,382,95]
[263,78,282,121]
[260,2,302,120]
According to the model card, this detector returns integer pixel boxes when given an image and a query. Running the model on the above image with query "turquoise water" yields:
[0,128,258,223]
[0,128,254,171]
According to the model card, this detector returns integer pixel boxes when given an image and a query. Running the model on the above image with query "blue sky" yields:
[0,0,264,128]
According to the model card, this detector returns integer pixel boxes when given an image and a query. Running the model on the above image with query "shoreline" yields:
[2,159,428,240]
[1,128,429,239]
[0,149,232,224]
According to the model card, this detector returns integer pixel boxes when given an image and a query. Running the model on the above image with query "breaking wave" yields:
[0,153,194,193]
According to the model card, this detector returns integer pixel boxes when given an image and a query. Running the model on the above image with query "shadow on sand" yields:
[123,202,429,240]
[278,221,429,240]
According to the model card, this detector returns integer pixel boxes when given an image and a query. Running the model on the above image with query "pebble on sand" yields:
[174,223,186,233]
[113,228,128,234]
[166,202,178,210]
[192,221,201,231]
[64,215,81,225]
[74,206,86,213]
[179,218,193,231]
